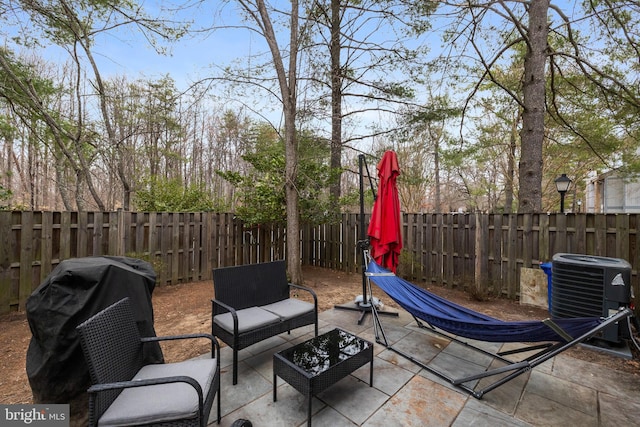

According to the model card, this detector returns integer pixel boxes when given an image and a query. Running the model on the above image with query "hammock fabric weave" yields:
[366,261,602,343]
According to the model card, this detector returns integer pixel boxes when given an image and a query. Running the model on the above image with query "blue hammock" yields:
[365,260,633,399]
[366,261,602,343]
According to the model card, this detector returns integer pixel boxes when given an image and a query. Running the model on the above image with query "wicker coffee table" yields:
[273,328,373,427]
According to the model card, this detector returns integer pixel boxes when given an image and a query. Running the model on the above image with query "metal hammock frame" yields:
[364,255,634,399]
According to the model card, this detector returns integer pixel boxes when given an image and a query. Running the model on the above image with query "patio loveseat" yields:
[212,260,318,384]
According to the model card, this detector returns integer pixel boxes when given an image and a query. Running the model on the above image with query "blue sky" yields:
[7,1,584,87]
[84,4,247,87]
[3,2,249,90]
[4,0,591,139]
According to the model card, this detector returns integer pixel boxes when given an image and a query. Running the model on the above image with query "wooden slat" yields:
[135,212,146,255]
[475,213,488,290]
[616,215,630,260]
[148,212,161,281]
[19,212,34,310]
[212,213,222,267]
[574,213,587,254]
[490,214,502,293]
[77,211,88,257]
[61,211,72,259]
[522,213,532,268]
[171,213,180,284]
[40,211,53,282]
[192,213,202,281]
[0,212,12,312]
[160,212,171,284]
[201,212,212,276]
[506,214,517,298]
[595,214,606,255]
[92,212,104,256]
[108,211,119,256]
[539,214,550,262]
[182,213,191,282]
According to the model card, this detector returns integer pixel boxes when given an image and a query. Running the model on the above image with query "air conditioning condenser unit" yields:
[551,253,631,344]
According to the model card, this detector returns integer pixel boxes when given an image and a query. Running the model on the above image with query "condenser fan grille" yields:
[551,264,604,318]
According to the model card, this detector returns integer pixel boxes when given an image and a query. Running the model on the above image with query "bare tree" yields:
[1,0,187,210]
[234,0,304,282]
[306,0,436,207]
[0,48,103,210]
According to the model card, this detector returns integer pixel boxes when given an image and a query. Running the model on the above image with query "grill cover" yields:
[26,256,163,405]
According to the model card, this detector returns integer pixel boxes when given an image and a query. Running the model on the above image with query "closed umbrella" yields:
[367,150,402,273]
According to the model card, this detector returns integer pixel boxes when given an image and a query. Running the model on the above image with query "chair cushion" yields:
[98,358,217,426]
[260,299,314,321]
[213,306,281,334]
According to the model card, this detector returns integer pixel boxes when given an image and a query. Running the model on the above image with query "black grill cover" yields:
[26,256,164,404]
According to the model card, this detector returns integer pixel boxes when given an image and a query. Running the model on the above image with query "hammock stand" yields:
[365,259,634,399]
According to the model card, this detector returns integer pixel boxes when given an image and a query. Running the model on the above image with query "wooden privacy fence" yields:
[1,210,639,313]
[0,211,285,313]
[400,213,640,295]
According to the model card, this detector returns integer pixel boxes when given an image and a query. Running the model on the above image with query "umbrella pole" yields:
[334,154,398,325]
[359,154,368,309]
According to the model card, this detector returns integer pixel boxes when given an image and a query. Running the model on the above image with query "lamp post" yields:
[554,174,572,213]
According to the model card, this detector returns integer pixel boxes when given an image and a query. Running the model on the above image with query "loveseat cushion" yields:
[98,358,217,426]
[261,299,315,321]
[213,306,281,334]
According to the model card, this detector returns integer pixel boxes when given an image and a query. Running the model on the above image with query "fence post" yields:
[474,213,487,291]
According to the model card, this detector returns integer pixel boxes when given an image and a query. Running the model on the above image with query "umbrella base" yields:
[334,299,398,325]
[355,294,381,308]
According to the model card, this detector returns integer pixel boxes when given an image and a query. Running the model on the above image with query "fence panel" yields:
[2,211,640,314]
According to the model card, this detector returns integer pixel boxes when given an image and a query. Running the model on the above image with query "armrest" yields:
[212,298,237,315]
[288,283,318,308]
[211,298,239,335]
[88,375,204,409]
[141,333,220,360]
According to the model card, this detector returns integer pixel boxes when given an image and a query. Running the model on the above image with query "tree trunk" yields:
[254,0,303,283]
[286,0,302,284]
[434,140,441,212]
[54,151,73,210]
[505,117,517,213]
[75,170,85,211]
[518,0,549,213]
[329,0,342,212]
[116,148,131,210]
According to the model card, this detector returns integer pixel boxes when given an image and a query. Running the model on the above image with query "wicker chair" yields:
[76,297,221,427]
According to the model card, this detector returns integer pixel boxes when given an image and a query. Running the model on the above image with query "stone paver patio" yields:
[205,306,640,426]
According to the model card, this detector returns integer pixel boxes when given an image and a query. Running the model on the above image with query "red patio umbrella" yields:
[367,150,402,273]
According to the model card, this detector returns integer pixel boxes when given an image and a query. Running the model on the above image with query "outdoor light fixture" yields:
[554,173,572,213]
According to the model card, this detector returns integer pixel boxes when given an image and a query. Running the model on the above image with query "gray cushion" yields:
[98,358,217,426]
[213,306,281,333]
[261,299,314,321]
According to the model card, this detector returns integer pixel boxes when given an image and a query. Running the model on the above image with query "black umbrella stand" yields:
[334,154,399,325]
